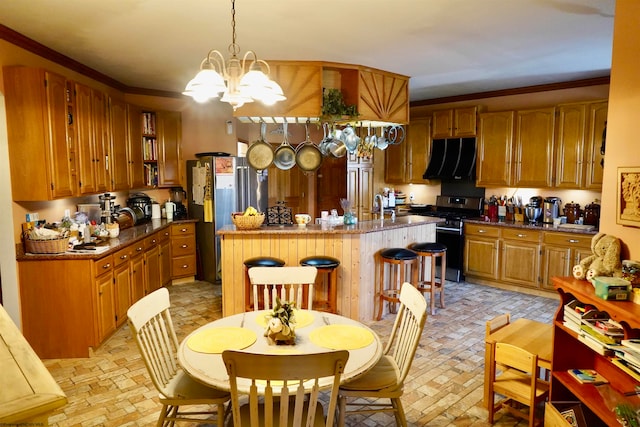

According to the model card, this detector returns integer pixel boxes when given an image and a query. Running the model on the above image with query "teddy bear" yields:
[572,232,623,282]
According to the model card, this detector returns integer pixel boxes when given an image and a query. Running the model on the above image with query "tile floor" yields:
[42,279,558,426]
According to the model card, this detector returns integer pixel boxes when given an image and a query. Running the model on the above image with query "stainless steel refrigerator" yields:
[187,156,268,283]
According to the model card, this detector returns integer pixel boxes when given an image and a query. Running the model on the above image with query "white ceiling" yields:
[0,0,615,102]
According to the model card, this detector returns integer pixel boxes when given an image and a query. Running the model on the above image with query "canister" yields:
[564,202,582,224]
[584,202,601,227]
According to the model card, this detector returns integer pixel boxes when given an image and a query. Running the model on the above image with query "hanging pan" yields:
[273,122,296,170]
[246,122,274,170]
[295,120,323,172]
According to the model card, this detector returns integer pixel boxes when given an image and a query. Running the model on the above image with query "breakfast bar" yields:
[217,215,442,321]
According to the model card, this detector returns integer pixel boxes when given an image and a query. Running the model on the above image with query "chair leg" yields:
[392,397,407,427]
[440,252,446,309]
[429,254,437,315]
[338,395,347,427]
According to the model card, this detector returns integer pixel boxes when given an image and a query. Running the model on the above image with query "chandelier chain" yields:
[229,0,239,57]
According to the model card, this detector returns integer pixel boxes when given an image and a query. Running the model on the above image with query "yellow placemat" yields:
[255,309,314,329]
[309,325,375,350]
[187,327,257,354]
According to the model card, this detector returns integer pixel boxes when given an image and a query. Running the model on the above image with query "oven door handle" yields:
[436,227,463,235]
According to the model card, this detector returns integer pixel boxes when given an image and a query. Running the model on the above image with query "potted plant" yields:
[264,297,297,345]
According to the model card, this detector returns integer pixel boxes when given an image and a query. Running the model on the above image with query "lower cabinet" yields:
[170,222,197,280]
[159,227,172,286]
[499,228,541,288]
[463,223,500,280]
[94,256,116,344]
[113,248,132,327]
[464,222,595,294]
[145,233,162,294]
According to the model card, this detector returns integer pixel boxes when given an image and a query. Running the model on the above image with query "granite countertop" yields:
[464,217,598,235]
[217,215,444,235]
[17,219,197,261]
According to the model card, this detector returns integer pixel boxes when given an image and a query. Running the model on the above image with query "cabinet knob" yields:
[517,233,526,238]
[478,229,487,233]
[567,239,579,243]
[181,264,188,269]
[181,244,188,248]
[136,247,143,252]
[120,255,128,260]
[180,228,188,233]
[103,263,111,269]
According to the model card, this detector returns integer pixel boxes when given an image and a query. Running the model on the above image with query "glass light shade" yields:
[183,68,226,102]
[260,80,286,105]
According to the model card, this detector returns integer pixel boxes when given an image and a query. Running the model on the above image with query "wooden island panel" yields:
[218,216,439,321]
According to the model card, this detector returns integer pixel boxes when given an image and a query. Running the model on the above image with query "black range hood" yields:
[423,137,477,180]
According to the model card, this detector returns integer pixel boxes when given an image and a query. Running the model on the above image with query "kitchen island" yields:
[217,215,442,321]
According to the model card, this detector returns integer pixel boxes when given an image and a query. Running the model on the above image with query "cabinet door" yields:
[160,238,172,286]
[464,237,500,279]
[130,253,145,302]
[477,111,514,187]
[145,244,161,294]
[127,104,146,189]
[384,142,407,184]
[268,164,310,214]
[358,69,409,124]
[109,97,130,191]
[501,240,541,288]
[346,165,359,216]
[92,89,110,193]
[359,166,374,221]
[584,101,608,190]
[3,68,75,200]
[555,103,586,188]
[95,272,116,342]
[513,108,555,188]
[407,118,431,183]
[74,83,97,195]
[454,106,477,136]
[316,156,347,215]
[541,245,572,290]
[157,110,182,187]
[432,109,454,138]
[113,263,131,326]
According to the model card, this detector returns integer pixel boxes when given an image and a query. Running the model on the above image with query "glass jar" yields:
[622,260,640,286]
[343,210,357,225]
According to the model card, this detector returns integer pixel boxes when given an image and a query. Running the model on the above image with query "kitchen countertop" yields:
[16,218,197,261]
[463,218,598,235]
[217,215,444,235]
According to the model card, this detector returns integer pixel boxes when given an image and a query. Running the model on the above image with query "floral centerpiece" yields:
[264,297,296,345]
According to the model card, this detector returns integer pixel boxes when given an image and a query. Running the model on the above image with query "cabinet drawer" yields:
[172,255,197,277]
[465,223,500,238]
[144,233,160,249]
[130,240,145,257]
[158,228,171,241]
[94,255,113,277]
[502,228,541,242]
[171,222,195,236]
[543,231,592,248]
[172,235,196,257]
[113,247,131,267]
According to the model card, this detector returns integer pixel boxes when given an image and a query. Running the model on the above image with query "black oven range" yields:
[409,195,484,282]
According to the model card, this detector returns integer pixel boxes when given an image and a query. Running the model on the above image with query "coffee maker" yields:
[169,187,188,219]
[543,197,562,224]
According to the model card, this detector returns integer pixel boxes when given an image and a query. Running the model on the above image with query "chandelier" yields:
[183,0,286,110]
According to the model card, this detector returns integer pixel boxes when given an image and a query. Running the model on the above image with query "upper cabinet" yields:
[476,111,515,187]
[109,97,130,192]
[357,69,409,125]
[3,67,76,201]
[156,111,183,188]
[512,107,555,188]
[584,101,607,190]
[127,104,146,189]
[432,106,477,138]
[385,117,431,184]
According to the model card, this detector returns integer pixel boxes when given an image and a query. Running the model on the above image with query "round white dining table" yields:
[178,310,383,393]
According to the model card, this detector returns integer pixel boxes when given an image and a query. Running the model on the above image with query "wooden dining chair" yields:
[487,342,550,427]
[248,266,318,310]
[338,282,427,427]
[222,350,349,427]
[486,312,511,337]
[127,288,230,427]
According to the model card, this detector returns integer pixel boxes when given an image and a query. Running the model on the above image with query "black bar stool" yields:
[409,242,447,315]
[299,256,340,313]
[377,248,418,320]
[243,256,285,311]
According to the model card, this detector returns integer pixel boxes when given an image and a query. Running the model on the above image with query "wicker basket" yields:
[231,213,265,230]
[24,237,69,254]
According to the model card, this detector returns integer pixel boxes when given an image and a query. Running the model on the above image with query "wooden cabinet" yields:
[75,82,110,195]
[144,233,162,294]
[93,256,116,343]
[385,117,431,184]
[159,228,172,286]
[463,223,500,280]
[551,277,640,426]
[357,69,409,125]
[499,228,541,288]
[541,231,592,290]
[170,223,197,280]
[157,110,182,187]
[584,101,608,190]
[554,102,587,188]
[476,111,514,187]
[512,107,555,188]
[268,163,311,214]
[347,157,374,221]
[112,247,131,327]
[3,67,76,201]
[127,104,146,189]
[109,97,130,191]
[432,106,477,138]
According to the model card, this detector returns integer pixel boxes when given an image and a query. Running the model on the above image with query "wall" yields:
[601,0,640,259]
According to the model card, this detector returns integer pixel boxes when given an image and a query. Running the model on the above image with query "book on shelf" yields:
[580,322,622,345]
[621,339,640,353]
[567,368,609,385]
[612,357,640,382]
[614,347,640,371]
[578,331,615,356]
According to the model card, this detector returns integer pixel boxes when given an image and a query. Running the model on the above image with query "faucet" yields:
[374,194,396,221]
